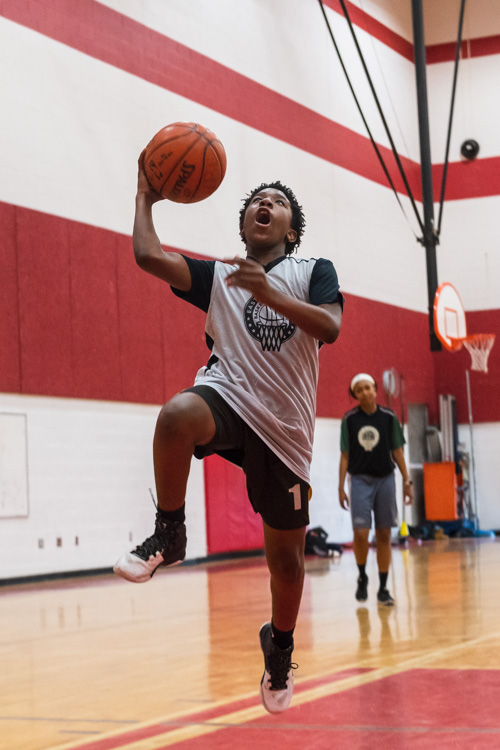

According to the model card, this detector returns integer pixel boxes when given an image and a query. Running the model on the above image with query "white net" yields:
[462,333,496,373]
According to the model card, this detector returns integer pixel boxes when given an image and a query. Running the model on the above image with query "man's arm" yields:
[338,451,350,509]
[132,152,192,291]
[392,447,413,505]
[225,258,342,343]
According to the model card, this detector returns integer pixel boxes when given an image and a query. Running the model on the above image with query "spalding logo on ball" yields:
[144,122,227,203]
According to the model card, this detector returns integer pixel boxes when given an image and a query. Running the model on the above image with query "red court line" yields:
[161,667,500,750]
[161,728,500,750]
[62,669,373,750]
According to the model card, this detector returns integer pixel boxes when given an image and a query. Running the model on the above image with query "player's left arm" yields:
[257,293,342,343]
[225,258,342,343]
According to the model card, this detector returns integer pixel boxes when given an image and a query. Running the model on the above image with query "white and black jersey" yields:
[172,254,343,482]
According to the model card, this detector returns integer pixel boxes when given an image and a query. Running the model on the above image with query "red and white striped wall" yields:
[0,0,499,579]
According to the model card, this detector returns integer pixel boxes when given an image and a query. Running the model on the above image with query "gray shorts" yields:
[350,473,397,529]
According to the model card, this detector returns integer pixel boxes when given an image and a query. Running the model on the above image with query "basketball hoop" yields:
[434,283,495,373]
[461,333,496,374]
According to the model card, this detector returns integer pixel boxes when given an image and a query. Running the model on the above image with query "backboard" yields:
[433,282,467,351]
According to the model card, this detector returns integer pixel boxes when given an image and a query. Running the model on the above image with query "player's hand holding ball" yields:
[137,150,164,205]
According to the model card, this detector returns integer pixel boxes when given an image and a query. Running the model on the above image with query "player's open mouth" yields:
[256,208,271,225]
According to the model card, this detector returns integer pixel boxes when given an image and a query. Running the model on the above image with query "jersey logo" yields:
[244,298,296,351]
[358,426,380,452]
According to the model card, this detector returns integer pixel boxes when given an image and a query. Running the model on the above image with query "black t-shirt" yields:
[340,405,405,477]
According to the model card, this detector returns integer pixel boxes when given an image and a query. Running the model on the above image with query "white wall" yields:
[458,421,500,533]
[0,399,453,580]
[1,1,499,579]
[309,417,354,544]
[0,394,206,580]
[431,197,500,312]
[97,0,420,158]
[425,0,500,313]
[0,5,426,309]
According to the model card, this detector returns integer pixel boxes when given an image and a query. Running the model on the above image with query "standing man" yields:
[339,373,413,606]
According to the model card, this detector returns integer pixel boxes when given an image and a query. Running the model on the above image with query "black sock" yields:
[357,564,367,580]
[158,504,186,524]
[271,622,294,650]
[379,571,388,591]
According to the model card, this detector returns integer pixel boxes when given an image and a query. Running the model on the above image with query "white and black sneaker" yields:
[113,511,186,583]
[259,622,297,714]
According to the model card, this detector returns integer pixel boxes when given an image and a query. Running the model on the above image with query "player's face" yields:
[242,188,297,251]
[353,381,377,408]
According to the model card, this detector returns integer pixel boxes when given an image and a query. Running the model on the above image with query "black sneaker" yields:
[355,575,368,602]
[259,622,297,713]
[113,511,186,583]
[377,588,395,607]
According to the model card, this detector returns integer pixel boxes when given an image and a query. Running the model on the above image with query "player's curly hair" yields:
[239,181,306,256]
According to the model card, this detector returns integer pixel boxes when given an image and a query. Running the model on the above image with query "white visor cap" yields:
[350,373,375,392]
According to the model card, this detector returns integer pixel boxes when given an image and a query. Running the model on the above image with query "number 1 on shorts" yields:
[289,484,301,511]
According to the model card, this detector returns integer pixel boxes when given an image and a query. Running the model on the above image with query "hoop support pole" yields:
[465,369,480,530]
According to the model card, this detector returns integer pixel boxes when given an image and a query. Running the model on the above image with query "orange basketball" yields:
[143,122,227,203]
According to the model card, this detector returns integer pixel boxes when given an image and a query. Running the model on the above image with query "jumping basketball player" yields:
[114,152,344,713]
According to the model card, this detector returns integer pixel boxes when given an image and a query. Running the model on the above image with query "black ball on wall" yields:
[460,139,480,161]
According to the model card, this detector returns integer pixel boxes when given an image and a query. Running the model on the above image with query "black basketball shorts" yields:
[184,384,310,531]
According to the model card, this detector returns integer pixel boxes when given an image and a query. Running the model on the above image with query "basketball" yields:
[143,122,227,203]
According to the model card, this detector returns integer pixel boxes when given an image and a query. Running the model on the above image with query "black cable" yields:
[436,0,467,236]
[316,1,420,236]
[337,0,425,237]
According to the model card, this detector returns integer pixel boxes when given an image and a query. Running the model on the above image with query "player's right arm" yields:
[338,417,350,509]
[132,152,192,291]
[338,451,350,509]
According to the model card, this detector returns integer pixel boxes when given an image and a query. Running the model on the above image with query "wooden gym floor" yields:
[2,537,500,750]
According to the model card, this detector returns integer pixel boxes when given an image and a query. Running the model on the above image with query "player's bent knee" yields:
[156,393,215,441]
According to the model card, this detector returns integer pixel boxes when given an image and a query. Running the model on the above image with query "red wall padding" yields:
[16,207,75,396]
[1,201,499,426]
[434,309,500,424]
[204,455,265,554]
[0,203,20,392]
[2,204,207,404]
[318,294,500,425]
[317,294,440,423]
